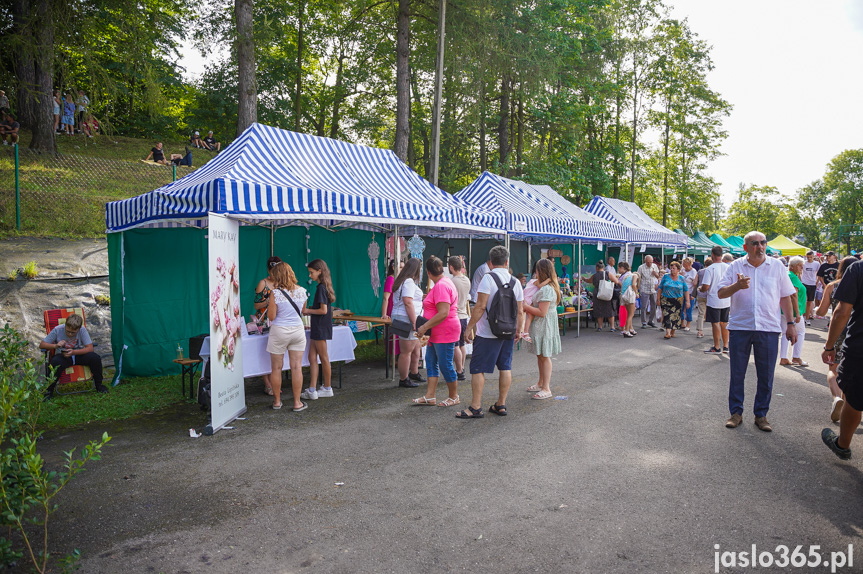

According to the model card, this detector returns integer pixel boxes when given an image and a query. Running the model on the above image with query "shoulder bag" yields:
[597,271,614,301]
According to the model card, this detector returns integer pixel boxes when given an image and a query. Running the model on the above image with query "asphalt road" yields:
[41,316,863,574]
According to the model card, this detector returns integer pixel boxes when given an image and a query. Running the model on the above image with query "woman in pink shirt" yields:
[413,256,461,407]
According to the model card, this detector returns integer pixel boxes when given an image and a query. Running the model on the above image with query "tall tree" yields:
[394,0,410,161]
[236,0,257,136]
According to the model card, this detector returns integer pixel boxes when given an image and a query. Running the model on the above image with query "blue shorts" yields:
[469,336,514,374]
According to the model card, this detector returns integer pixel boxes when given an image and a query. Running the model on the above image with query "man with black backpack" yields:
[458,246,524,419]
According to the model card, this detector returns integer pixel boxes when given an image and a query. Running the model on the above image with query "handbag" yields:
[390,318,413,338]
[597,271,614,301]
[415,315,432,336]
[621,273,636,305]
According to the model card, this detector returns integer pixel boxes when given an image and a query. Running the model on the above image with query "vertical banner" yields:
[625,244,636,263]
[208,213,247,433]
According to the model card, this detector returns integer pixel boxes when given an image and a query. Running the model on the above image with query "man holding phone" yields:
[39,313,107,398]
[717,231,797,432]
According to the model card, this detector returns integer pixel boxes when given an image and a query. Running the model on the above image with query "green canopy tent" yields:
[662,229,712,259]
[709,233,745,256]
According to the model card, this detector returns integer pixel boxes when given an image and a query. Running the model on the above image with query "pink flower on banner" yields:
[216,257,224,274]
[227,336,235,357]
[223,309,230,329]
[232,267,239,291]
[233,300,240,317]
[213,310,220,328]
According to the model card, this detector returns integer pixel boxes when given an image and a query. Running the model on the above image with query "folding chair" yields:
[43,308,96,394]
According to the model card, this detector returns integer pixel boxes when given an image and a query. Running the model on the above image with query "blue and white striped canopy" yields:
[455,172,626,242]
[583,196,686,247]
[105,123,505,236]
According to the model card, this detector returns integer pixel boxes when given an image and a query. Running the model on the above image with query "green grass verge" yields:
[37,340,387,430]
[37,374,190,431]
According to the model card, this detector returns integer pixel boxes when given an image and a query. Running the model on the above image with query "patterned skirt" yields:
[661,296,683,330]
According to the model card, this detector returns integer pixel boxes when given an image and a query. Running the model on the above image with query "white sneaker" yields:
[300,387,318,400]
[317,386,334,398]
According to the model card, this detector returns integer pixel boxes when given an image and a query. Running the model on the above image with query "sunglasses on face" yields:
[749,240,768,246]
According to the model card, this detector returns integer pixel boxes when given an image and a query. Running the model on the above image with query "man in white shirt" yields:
[801,250,820,324]
[699,247,732,354]
[637,255,660,328]
[461,246,524,419]
[717,231,797,432]
[469,258,491,304]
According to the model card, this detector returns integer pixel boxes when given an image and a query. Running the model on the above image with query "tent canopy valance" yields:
[454,172,627,242]
[105,123,505,237]
[583,196,686,247]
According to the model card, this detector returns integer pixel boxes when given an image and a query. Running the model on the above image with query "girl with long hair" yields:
[390,258,425,387]
[302,259,336,400]
[254,256,282,395]
[522,259,562,400]
[266,262,309,411]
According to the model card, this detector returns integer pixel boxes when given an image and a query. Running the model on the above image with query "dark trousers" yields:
[728,330,779,417]
[172,151,192,166]
[47,352,103,392]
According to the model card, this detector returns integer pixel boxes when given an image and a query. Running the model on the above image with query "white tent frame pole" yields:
[577,239,582,338]
[468,237,473,276]
[392,224,401,381]
[527,241,532,274]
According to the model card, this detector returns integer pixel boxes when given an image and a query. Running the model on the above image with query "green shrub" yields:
[0,325,110,572]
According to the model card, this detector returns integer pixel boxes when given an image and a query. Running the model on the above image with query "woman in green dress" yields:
[523,259,562,400]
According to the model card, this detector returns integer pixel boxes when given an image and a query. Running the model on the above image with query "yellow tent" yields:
[767,234,808,256]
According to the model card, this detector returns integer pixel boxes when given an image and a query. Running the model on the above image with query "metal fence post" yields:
[14,143,20,231]
[172,163,176,182]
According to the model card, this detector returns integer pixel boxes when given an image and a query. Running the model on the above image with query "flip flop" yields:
[532,391,552,400]
[292,402,308,412]
[271,403,282,410]
[792,361,810,367]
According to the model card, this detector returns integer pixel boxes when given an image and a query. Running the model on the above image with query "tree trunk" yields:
[294,0,304,132]
[661,101,670,227]
[629,81,638,202]
[394,0,410,161]
[329,55,345,139]
[28,0,55,152]
[236,0,257,137]
[498,75,510,171]
[479,79,487,172]
[516,91,523,176]
[612,56,622,199]
[12,0,36,129]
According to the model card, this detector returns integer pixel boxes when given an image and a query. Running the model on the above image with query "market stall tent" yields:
[768,234,808,256]
[726,235,782,256]
[583,196,687,248]
[105,124,506,377]
[709,233,745,256]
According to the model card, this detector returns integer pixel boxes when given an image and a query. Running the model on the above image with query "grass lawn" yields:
[37,339,387,430]
[0,130,221,237]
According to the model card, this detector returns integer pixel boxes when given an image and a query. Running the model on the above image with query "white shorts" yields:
[267,325,306,354]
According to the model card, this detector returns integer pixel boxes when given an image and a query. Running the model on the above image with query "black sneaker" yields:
[95,384,109,393]
[409,372,426,383]
[704,347,722,355]
[399,378,419,388]
[457,371,465,381]
[722,347,729,354]
[647,322,656,328]
[822,428,852,460]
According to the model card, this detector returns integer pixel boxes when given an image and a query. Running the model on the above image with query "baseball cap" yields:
[194,131,199,135]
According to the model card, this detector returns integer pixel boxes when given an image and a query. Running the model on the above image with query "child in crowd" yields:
[302,259,335,400]
[0,90,8,112]
[62,94,75,135]
[520,261,551,343]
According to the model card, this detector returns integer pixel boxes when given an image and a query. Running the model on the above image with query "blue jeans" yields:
[684,300,693,322]
[728,330,780,417]
[425,342,457,382]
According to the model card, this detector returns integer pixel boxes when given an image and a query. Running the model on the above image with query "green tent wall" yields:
[109,226,386,378]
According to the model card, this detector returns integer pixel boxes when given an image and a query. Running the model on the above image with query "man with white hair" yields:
[717,231,797,432]
[637,255,660,328]
[801,251,820,325]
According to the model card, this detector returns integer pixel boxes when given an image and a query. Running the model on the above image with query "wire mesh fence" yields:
[0,147,188,236]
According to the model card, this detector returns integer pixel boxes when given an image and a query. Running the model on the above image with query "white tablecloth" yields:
[199,325,357,378]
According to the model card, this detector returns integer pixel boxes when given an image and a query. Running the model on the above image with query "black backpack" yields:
[487,272,518,339]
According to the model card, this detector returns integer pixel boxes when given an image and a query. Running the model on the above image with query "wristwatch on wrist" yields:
[824,344,835,351]
[786,321,795,325]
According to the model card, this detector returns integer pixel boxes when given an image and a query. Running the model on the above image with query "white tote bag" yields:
[597,271,614,301]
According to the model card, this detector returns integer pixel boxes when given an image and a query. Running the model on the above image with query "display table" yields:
[199,326,357,385]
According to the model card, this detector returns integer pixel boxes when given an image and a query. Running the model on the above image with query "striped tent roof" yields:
[583,196,686,246]
[105,123,505,236]
[518,182,628,242]
[455,172,626,242]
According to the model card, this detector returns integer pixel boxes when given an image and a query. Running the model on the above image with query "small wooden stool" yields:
[173,358,202,399]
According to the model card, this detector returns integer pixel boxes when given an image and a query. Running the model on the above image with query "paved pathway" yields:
[43,317,863,573]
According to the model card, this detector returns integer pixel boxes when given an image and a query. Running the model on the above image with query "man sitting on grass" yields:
[202,130,221,151]
[39,313,108,398]
[0,112,19,145]
[145,142,193,167]
[190,131,203,148]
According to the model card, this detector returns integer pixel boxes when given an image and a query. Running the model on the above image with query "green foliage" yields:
[0,325,111,572]
[724,184,796,239]
[22,261,37,279]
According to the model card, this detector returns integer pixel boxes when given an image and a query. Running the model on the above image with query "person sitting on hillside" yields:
[145,142,192,167]
[81,114,99,138]
[202,130,221,151]
[0,112,19,145]
[39,313,108,398]
[0,90,9,113]
[190,131,204,148]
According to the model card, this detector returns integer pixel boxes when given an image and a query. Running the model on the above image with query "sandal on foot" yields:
[438,396,460,407]
[532,390,553,400]
[779,359,792,366]
[489,404,507,416]
[412,396,437,405]
[455,406,484,419]
[292,402,308,412]
[526,384,543,392]
[520,332,533,343]
[264,387,274,396]
[271,403,282,410]
[663,335,672,340]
